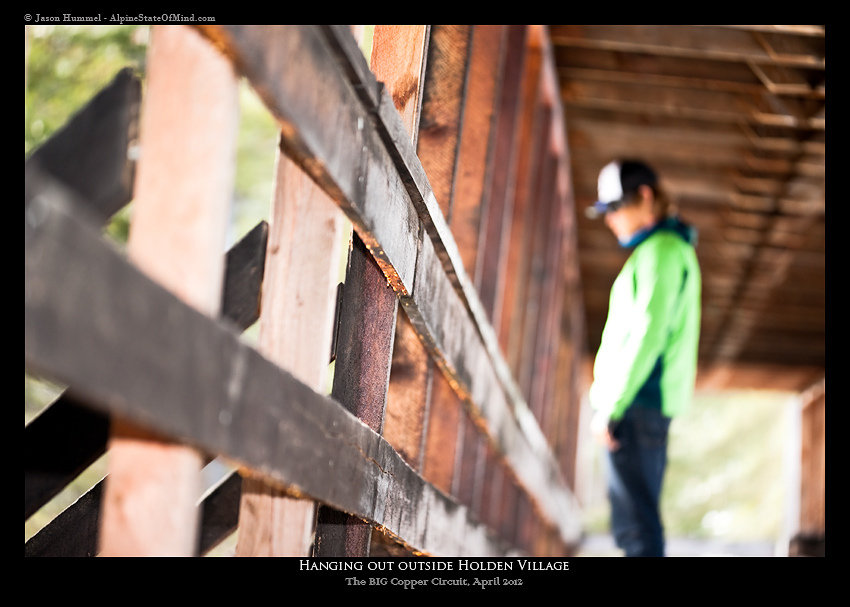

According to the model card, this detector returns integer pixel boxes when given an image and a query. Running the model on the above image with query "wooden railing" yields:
[25,25,585,557]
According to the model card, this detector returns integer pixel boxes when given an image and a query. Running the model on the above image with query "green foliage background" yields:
[25,25,149,155]
[25,24,279,247]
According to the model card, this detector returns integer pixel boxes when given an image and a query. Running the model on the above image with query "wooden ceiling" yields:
[548,25,825,380]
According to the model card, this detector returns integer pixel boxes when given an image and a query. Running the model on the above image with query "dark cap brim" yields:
[586,200,612,219]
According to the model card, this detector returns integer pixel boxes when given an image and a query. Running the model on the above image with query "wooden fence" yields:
[25,24,585,557]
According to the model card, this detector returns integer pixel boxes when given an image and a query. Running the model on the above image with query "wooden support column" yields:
[533,37,582,495]
[791,378,825,556]
[314,24,430,556]
[442,24,508,525]
[454,410,484,508]
[547,168,583,486]
[517,110,554,413]
[311,227,398,556]
[499,30,546,376]
[417,25,472,497]
[496,27,556,545]
[529,154,564,429]
[449,25,506,281]
[535,48,574,450]
[235,147,346,556]
[479,447,501,530]
[551,227,584,489]
[99,25,238,556]
[477,24,530,324]
[372,25,433,475]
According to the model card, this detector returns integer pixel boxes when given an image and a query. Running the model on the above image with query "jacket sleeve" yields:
[590,237,684,420]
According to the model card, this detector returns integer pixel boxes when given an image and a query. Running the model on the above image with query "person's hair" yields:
[616,159,670,219]
[620,183,669,219]
[651,185,670,219]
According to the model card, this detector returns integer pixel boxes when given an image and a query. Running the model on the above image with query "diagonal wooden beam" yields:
[194,24,581,546]
[24,184,512,556]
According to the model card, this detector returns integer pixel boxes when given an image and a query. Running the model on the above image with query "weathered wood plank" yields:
[24,189,511,556]
[477,25,530,323]
[799,380,825,535]
[24,67,140,222]
[25,220,268,557]
[197,470,242,555]
[536,187,568,439]
[416,25,472,499]
[369,25,430,151]
[236,149,345,557]
[23,58,259,532]
[316,24,430,557]
[384,316,432,469]
[328,235,398,434]
[416,25,472,219]
[221,220,269,330]
[525,152,559,421]
[547,54,583,469]
[516,112,554,407]
[422,24,507,528]
[450,24,506,280]
[375,24,432,475]
[192,24,581,546]
[25,466,243,557]
[98,24,238,557]
[24,394,109,521]
[498,27,545,362]
[421,372,462,495]
[25,482,103,558]
[454,410,484,508]
[525,33,580,493]
[552,277,584,488]
[24,219,267,525]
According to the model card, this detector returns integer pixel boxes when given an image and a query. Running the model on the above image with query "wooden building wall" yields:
[25,25,585,557]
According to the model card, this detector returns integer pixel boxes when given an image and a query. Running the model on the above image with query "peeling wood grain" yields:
[24,187,512,556]
[190,24,581,546]
[98,25,238,557]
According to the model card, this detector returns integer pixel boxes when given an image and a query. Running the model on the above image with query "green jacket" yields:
[589,217,701,420]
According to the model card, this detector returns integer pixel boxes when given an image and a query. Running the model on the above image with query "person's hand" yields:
[592,412,620,452]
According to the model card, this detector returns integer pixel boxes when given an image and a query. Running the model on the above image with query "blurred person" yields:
[587,159,701,557]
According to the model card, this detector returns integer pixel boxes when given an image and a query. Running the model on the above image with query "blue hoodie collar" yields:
[618,216,698,249]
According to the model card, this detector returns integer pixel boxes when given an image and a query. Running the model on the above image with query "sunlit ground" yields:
[576,389,797,556]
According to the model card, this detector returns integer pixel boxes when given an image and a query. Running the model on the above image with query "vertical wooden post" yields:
[527,151,560,425]
[313,24,429,556]
[534,56,573,451]
[448,25,506,282]
[499,28,545,372]
[99,25,239,556]
[517,107,554,410]
[416,25,472,497]
[369,25,429,151]
[477,24,529,324]
[551,238,584,489]
[793,379,825,555]
[235,150,346,556]
[375,26,437,477]
[449,25,508,527]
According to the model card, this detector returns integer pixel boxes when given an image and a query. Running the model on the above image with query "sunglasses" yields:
[604,199,628,213]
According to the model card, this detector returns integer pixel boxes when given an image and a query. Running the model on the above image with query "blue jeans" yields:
[606,405,672,557]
